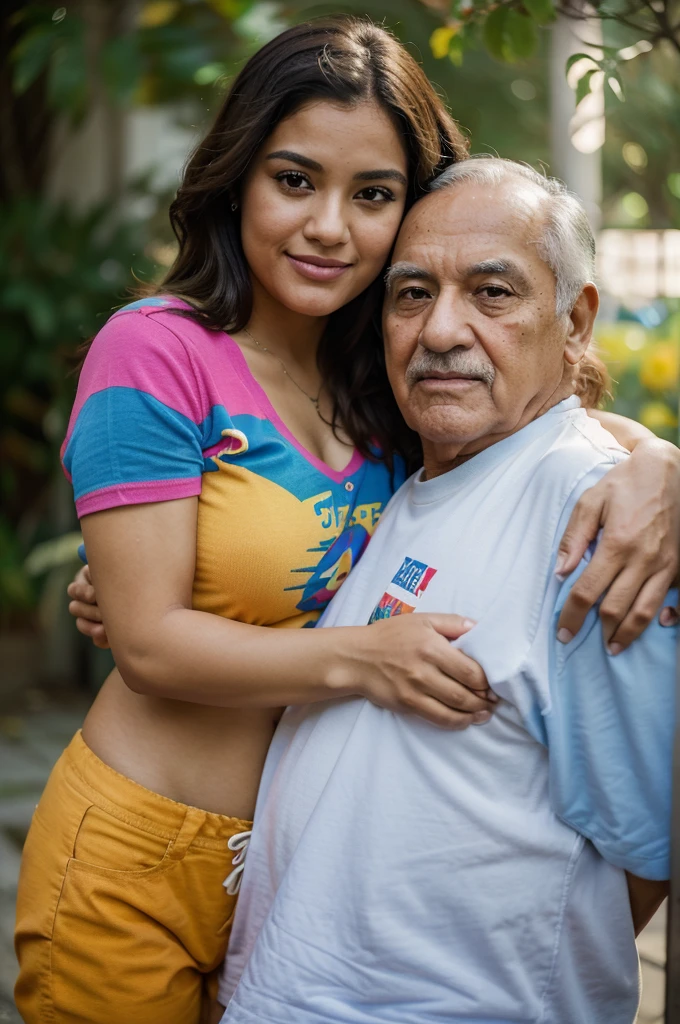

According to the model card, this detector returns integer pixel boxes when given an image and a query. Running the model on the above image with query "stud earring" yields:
[230,201,239,212]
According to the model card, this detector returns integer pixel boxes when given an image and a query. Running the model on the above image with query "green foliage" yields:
[0,195,158,615]
[9,0,268,119]
[426,0,678,91]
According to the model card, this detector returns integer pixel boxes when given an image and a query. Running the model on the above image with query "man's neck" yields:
[421,381,576,480]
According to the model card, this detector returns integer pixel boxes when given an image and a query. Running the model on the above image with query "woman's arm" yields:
[588,408,654,450]
[556,410,680,650]
[81,498,494,728]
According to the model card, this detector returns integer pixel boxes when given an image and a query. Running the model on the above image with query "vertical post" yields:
[549,10,603,228]
[665,367,680,1020]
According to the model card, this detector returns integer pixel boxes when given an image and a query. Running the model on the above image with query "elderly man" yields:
[218,159,676,1023]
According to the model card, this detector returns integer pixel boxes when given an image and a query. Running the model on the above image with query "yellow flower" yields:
[639,401,678,432]
[594,324,646,369]
[639,342,679,392]
[430,25,459,60]
[138,1,179,28]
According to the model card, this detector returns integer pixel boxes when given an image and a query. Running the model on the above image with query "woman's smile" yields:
[285,252,353,281]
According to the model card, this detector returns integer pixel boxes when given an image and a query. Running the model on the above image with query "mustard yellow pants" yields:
[14,731,252,1024]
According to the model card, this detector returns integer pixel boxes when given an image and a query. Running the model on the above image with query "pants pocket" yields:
[70,804,172,877]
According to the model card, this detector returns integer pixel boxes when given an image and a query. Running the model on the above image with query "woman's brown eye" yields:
[279,172,309,189]
[357,186,394,203]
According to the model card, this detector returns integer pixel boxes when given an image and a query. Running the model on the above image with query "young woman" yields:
[15,16,679,1024]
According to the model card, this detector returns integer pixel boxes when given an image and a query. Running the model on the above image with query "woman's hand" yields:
[556,437,680,651]
[67,565,110,649]
[337,613,495,729]
[77,500,492,724]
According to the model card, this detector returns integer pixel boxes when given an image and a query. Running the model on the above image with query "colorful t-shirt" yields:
[61,297,404,628]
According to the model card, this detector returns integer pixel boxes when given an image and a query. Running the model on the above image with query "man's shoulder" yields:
[526,408,627,513]
[542,407,627,476]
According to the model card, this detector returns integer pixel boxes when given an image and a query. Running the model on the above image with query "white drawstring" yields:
[223,829,252,895]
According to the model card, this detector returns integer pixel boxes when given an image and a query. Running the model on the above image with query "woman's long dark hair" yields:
[155,17,468,471]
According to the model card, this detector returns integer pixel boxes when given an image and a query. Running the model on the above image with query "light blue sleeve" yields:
[546,564,677,880]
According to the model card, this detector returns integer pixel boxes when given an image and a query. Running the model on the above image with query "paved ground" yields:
[0,701,669,1022]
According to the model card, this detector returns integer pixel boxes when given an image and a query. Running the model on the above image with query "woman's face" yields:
[240,99,409,319]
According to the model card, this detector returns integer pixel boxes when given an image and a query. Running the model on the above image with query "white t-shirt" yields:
[220,398,676,1024]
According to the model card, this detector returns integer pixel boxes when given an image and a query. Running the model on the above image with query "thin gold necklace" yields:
[242,327,324,419]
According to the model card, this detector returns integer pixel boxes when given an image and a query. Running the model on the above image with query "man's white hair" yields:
[428,157,596,318]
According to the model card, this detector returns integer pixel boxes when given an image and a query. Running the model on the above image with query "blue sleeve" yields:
[61,311,207,517]
[546,568,677,880]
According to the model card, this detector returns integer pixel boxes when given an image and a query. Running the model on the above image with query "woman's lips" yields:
[285,253,352,282]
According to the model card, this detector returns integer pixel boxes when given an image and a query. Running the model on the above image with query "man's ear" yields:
[564,283,599,366]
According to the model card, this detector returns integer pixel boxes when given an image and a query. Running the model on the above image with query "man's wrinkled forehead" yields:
[390,180,548,276]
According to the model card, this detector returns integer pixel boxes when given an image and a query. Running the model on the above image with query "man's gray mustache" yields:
[405,352,496,389]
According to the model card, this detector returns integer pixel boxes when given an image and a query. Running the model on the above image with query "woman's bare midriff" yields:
[81,669,280,819]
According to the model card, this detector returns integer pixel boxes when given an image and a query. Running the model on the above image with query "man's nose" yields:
[302,195,351,248]
[419,291,476,353]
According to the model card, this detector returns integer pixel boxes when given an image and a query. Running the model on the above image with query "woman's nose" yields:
[303,197,351,248]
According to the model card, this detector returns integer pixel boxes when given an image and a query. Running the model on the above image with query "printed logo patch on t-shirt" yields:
[368,592,415,623]
[368,556,437,623]
[391,557,437,596]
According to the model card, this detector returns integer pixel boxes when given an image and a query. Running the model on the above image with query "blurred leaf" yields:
[206,0,252,17]
[483,6,509,61]
[25,532,83,576]
[448,34,465,66]
[11,24,53,95]
[504,9,538,61]
[522,0,556,25]
[566,51,597,75]
[138,1,180,28]
[576,68,596,105]
[46,17,88,118]
[102,34,144,105]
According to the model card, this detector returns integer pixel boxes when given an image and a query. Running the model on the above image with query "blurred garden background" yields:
[0,0,678,1018]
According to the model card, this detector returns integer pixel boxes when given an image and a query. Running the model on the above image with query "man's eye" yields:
[276,171,312,191]
[399,287,430,301]
[480,286,511,298]
[356,186,395,204]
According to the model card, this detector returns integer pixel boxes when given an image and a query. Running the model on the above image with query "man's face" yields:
[383,180,588,474]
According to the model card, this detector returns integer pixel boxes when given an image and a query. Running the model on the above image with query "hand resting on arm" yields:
[557,412,680,650]
[79,497,494,729]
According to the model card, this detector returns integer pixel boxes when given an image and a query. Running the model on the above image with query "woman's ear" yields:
[564,283,599,366]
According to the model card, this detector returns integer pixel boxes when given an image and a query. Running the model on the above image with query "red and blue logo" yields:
[368,556,437,623]
[391,557,437,597]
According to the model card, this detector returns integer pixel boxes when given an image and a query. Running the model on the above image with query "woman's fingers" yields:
[660,606,679,628]
[75,618,110,649]
[360,615,494,729]
[68,599,103,623]
[557,541,621,641]
[67,565,96,605]
[425,612,476,641]
[406,695,492,730]
[555,486,603,578]
[557,440,680,643]
[606,570,676,652]
[432,645,490,695]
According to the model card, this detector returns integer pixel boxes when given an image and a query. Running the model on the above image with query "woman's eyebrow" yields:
[353,169,408,186]
[266,150,322,172]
